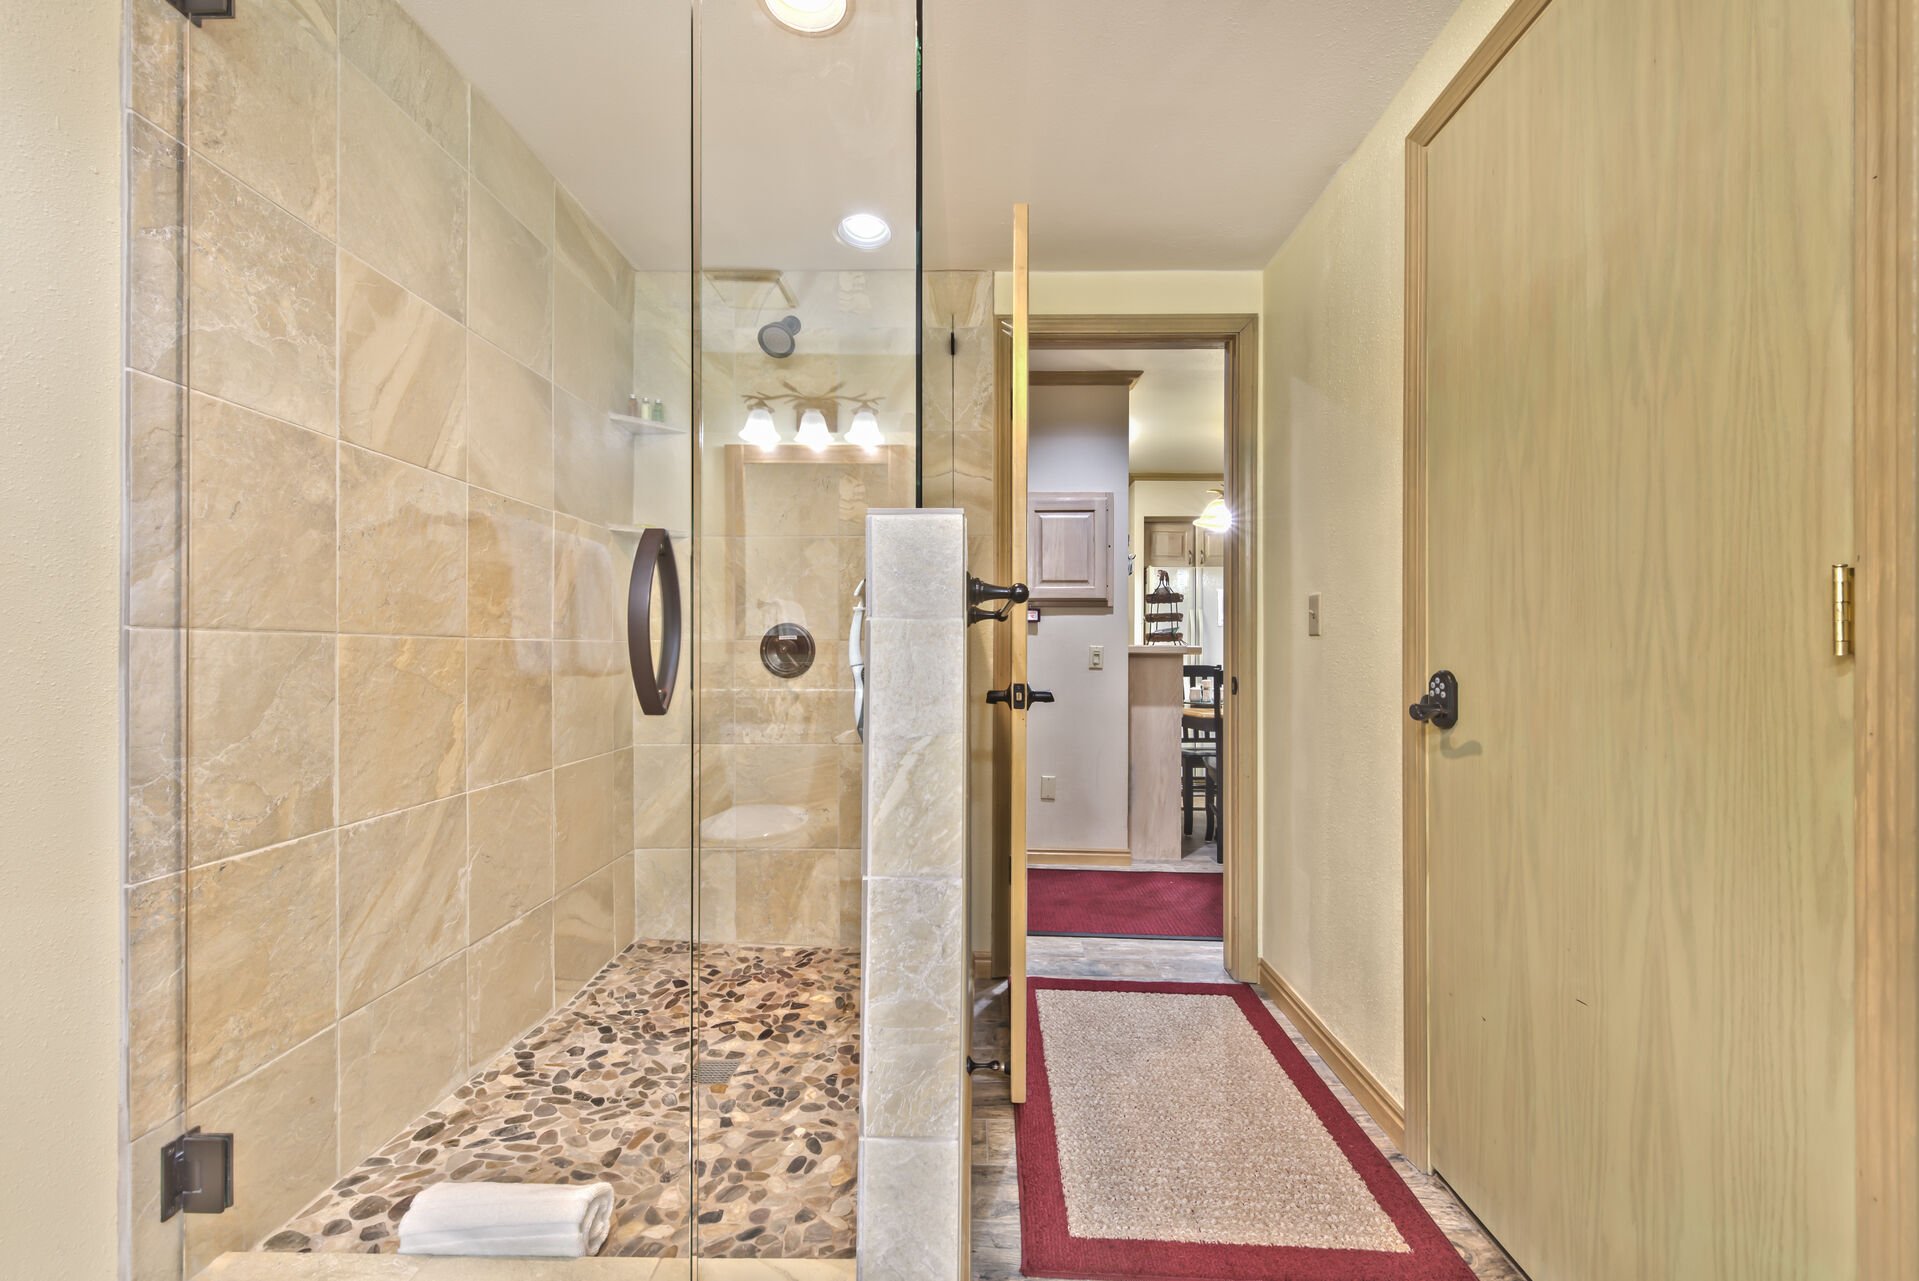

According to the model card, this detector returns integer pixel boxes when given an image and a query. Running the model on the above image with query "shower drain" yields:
[691,1057,745,1086]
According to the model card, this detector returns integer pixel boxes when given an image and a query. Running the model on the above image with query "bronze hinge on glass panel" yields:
[167,0,236,25]
[160,1129,233,1221]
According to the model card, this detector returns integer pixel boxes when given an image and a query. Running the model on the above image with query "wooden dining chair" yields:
[1181,665,1223,845]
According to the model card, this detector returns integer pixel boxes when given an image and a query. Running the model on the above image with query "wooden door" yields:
[1412,0,1856,1278]
[1006,203,1032,1103]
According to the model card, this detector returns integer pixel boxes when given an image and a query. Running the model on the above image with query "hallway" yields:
[970,937,1526,1281]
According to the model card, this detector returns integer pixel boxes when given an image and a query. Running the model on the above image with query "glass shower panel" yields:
[149,0,697,1274]
[692,0,921,1262]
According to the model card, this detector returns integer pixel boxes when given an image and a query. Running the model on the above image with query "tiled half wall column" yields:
[858,509,970,1281]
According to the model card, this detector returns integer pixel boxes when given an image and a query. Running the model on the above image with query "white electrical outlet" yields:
[1040,774,1057,801]
[1088,645,1104,670]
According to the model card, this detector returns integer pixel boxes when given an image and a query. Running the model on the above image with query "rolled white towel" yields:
[397,1181,615,1258]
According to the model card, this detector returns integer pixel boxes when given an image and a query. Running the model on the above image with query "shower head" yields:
[758,315,802,359]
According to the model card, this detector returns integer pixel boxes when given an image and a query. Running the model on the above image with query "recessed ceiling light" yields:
[762,0,849,35]
[836,212,892,251]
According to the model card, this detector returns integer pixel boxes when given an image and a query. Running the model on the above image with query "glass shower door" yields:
[690,0,921,1261]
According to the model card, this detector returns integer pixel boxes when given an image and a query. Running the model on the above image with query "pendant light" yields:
[795,408,832,452]
[846,407,883,449]
[739,405,780,449]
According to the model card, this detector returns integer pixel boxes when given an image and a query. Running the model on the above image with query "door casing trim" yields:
[993,313,1261,983]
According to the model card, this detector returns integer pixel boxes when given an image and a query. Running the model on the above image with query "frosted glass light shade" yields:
[846,408,883,449]
[795,409,831,452]
[739,406,780,449]
[1194,496,1231,533]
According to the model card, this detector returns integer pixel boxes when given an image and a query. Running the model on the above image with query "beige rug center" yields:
[1036,989,1411,1251]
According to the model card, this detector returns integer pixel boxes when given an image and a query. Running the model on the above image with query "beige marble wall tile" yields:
[467,334,556,509]
[189,158,337,434]
[553,639,631,765]
[339,253,466,476]
[185,832,336,1100]
[338,956,465,1162]
[714,688,852,746]
[612,854,636,948]
[856,1138,961,1281]
[862,1026,960,1140]
[189,394,337,631]
[697,744,840,849]
[838,743,863,850]
[339,0,467,160]
[556,189,633,315]
[188,631,336,863]
[864,876,964,1032]
[836,847,862,946]
[338,794,466,1012]
[554,863,617,992]
[554,387,635,526]
[467,904,553,1063]
[184,1030,338,1276]
[190,0,339,235]
[126,372,184,630]
[865,734,964,880]
[733,535,850,642]
[554,749,631,889]
[470,489,554,638]
[127,874,183,1137]
[633,848,692,942]
[128,115,185,382]
[471,183,552,376]
[338,443,467,635]
[553,514,619,641]
[340,63,467,320]
[696,848,841,947]
[554,268,635,416]
[472,92,554,246]
[467,771,554,941]
[633,745,694,848]
[130,0,187,138]
[736,452,911,537]
[467,638,554,787]
[127,627,185,883]
[338,635,467,823]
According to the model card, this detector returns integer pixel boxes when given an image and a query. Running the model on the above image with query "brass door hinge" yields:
[1833,564,1855,658]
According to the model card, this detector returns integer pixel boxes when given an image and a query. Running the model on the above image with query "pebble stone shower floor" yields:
[265,941,860,1260]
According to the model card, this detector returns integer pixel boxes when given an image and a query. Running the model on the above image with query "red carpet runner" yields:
[1028,868,1223,940]
[1015,978,1477,1281]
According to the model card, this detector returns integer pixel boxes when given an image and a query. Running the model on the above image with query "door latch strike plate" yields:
[1833,563,1855,658]
[160,1128,233,1221]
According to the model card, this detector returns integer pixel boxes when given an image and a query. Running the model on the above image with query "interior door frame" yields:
[1399,0,1919,1271]
[993,312,1261,982]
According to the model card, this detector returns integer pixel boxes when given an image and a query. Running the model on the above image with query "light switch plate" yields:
[1307,593,1322,636]
[1088,645,1104,670]
[1040,774,1057,801]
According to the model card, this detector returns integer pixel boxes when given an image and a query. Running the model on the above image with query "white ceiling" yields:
[1033,347,1225,475]
[401,0,1459,276]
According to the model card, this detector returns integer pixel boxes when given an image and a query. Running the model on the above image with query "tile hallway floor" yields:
[969,934,1528,1280]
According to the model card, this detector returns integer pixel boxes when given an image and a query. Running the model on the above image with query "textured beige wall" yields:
[1257,0,1520,1103]
[0,2,125,1274]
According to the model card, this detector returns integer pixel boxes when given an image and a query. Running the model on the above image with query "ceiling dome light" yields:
[739,406,780,449]
[761,0,848,35]
[835,212,892,251]
[795,408,831,452]
[846,407,883,450]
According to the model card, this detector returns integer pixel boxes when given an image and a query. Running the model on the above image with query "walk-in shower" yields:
[120,0,920,1273]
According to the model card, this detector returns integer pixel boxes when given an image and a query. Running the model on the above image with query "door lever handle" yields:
[1408,669,1459,731]
[986,683,1053,710]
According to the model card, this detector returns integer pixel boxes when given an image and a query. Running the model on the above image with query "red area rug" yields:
[1028,868,1223,940]
[1015,978,1477,1281]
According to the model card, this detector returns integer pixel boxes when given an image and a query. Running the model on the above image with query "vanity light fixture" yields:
[795,408,832,452]
[739,405,781,449]
[835,212,892,251]
[762,0,849,35]
[846,407,884,450]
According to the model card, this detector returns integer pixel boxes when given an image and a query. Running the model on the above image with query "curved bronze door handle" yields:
[627,528,681,716]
